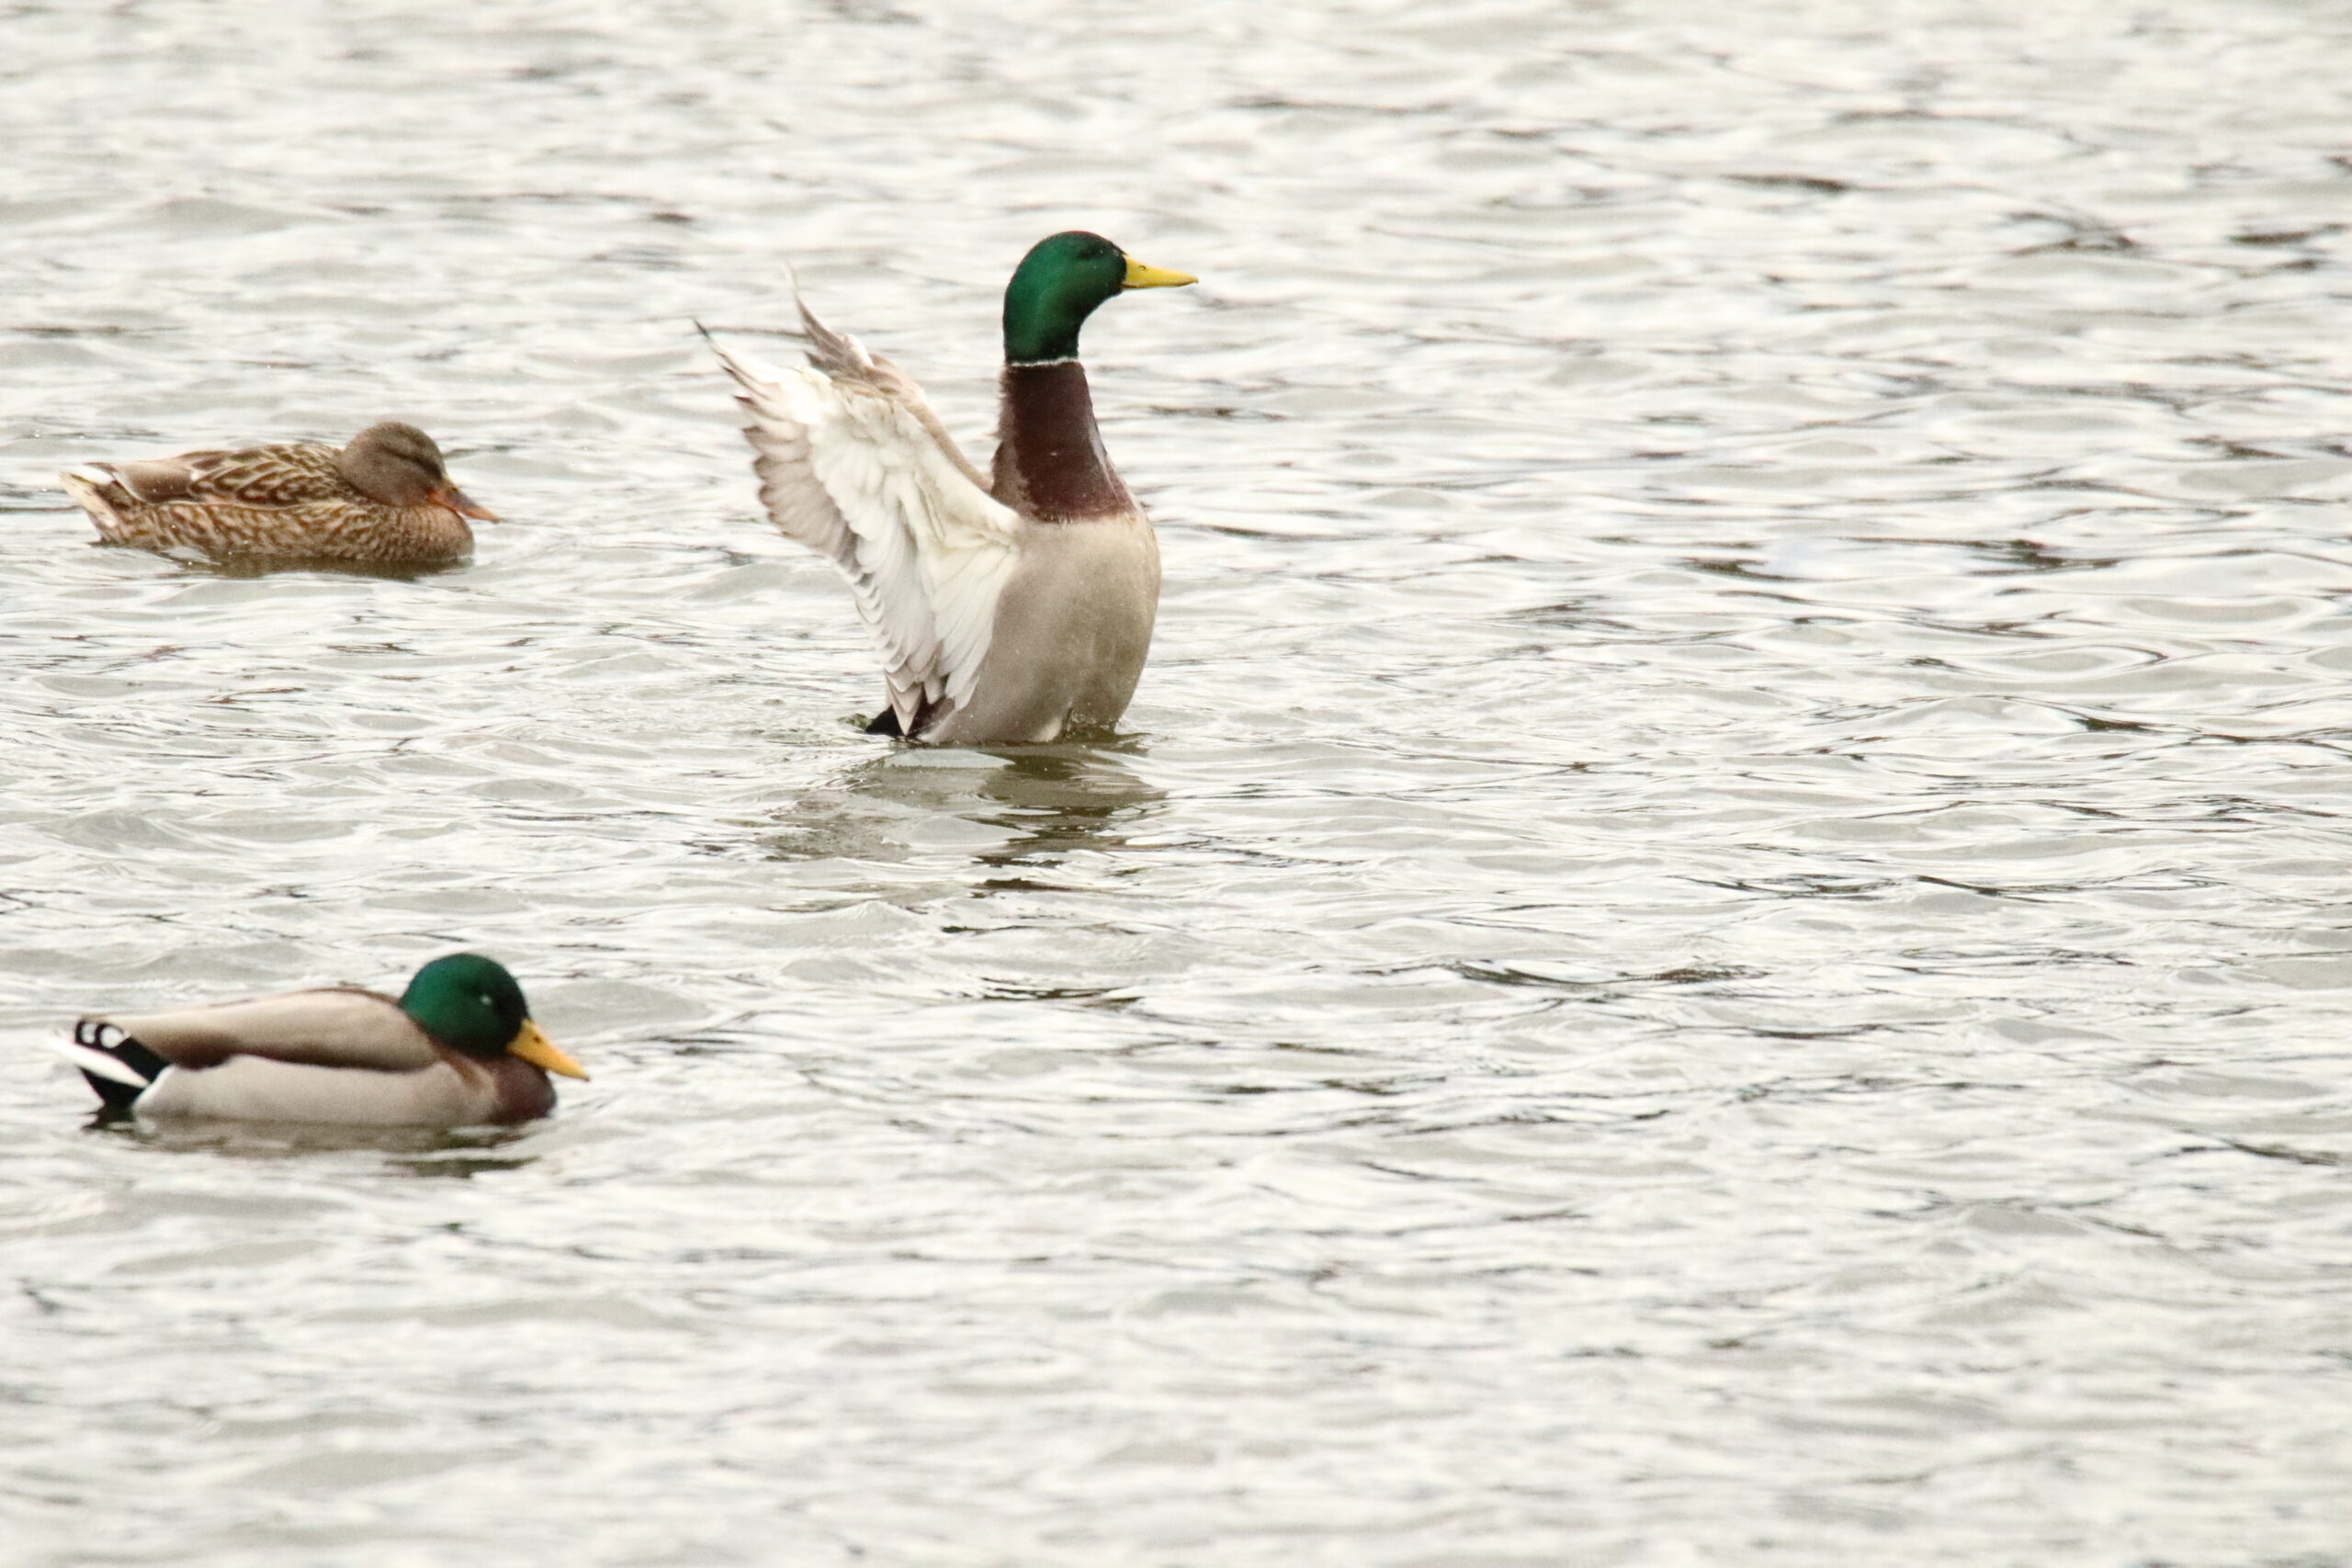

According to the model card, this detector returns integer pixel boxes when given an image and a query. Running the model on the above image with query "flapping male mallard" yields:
[61,421,496,566]
[708,231,1195,744]
[46,953,587,1126]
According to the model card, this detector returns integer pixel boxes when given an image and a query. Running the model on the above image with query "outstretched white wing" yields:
[708,301,1020,735]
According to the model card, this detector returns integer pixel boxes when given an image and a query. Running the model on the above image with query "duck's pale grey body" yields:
[710,301,1165,745]
[923,515,1159,744]
[132,1051,548,1125]
[59,987,556,1126]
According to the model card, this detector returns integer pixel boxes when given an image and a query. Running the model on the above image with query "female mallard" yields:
[60,421,496,567]
[46,953,587,1127]
[708,231,1195,744]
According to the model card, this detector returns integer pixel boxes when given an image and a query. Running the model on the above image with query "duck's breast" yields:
[926,514,1160,745]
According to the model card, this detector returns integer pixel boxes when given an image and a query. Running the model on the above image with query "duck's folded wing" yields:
[86,987,441,1072]
[708,308,1021,736]
[109,444,344,507]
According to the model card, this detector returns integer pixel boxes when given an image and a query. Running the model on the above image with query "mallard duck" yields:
[45,953,587,1126]
[708,231,1195,744]
[60,421,496,566]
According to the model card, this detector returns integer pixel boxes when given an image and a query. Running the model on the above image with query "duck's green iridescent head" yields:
[1001,231,1196,366]
[400,953,587,1078]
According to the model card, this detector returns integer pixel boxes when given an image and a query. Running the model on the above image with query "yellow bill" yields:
[1121,254,1197,289]
[506,1019,589,1080]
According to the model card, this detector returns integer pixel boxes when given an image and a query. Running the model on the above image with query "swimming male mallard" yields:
[707,231,1195,744]
[60,421,496,566]
[46,953,586,1126]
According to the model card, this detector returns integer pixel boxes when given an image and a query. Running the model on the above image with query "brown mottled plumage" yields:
[60,422,495,566]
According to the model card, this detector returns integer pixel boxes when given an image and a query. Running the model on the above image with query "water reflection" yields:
[758,739,1166,871]
[966,742,1167,868]
[85,1112,542,1176]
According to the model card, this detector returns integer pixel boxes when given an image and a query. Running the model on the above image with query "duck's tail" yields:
[43,1021,167,1111]
[59,464,135,540]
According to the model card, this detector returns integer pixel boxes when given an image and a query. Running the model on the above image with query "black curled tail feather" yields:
[865,694,950,739]
[73,1021,167,1111]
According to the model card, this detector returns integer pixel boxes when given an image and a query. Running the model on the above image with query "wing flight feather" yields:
[707,302,1019,735]
[118,444,345,507]
[90,988,440,1073]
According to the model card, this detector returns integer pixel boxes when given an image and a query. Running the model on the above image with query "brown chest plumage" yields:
[989,362,1137,523]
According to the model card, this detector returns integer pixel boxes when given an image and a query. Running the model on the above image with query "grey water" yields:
[3,1,2350,1562]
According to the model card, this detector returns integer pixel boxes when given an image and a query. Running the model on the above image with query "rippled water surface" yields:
[5,1,2352,1562]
